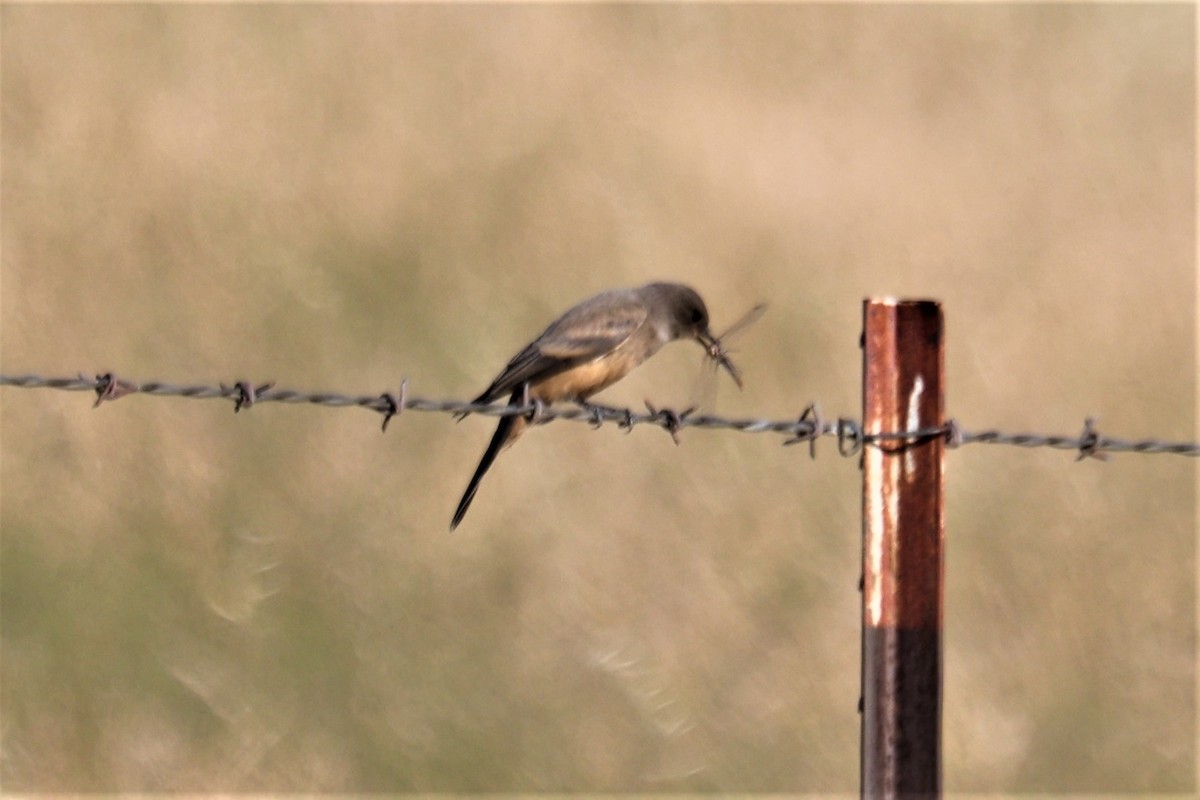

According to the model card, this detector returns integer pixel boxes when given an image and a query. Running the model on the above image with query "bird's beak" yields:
[697,329,744,390]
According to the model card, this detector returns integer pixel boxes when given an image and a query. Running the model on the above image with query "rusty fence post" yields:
[861,299,945,798]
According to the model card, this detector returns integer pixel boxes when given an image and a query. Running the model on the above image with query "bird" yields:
[450,282,743,530]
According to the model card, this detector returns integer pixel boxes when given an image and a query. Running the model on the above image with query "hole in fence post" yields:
[861,298,944,799]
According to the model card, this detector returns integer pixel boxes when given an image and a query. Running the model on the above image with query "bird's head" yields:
[648,282,745,390]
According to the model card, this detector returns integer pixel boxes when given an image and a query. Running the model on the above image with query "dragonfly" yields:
[695,301,767,399]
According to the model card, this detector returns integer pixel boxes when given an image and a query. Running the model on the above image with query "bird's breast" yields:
[532,341,660,402]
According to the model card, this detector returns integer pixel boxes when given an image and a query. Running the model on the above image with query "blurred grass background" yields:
[0,3,1194,793]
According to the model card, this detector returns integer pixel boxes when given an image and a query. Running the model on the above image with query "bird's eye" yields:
[691,308,705,325]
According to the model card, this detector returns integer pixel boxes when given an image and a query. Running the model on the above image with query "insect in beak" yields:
[697,303,765,391]
[698,329,745,390]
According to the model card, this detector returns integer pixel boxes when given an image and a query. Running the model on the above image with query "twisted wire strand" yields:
[1,372,1196,458]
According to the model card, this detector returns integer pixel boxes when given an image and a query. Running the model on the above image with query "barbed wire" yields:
[1,372,1196,459]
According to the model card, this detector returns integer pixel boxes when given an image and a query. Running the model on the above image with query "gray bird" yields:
[451,282,743,530]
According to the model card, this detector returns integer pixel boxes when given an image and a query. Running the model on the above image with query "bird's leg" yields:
[522,383,549,425]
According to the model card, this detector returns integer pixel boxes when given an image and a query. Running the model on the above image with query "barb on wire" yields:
[643,400,695,445]
[378,379,407,432]
[1,372,1196,459]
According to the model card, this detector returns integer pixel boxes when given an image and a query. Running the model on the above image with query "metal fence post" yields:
[861,299,945,798]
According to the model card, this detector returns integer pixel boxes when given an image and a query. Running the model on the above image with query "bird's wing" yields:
[472,292,649,403]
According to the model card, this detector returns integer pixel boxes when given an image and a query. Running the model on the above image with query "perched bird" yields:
[450,282,743,530]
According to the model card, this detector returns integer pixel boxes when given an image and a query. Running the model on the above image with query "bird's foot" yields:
[575,399,625,428]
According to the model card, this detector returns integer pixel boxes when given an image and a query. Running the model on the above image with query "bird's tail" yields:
[450,398,520,530]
